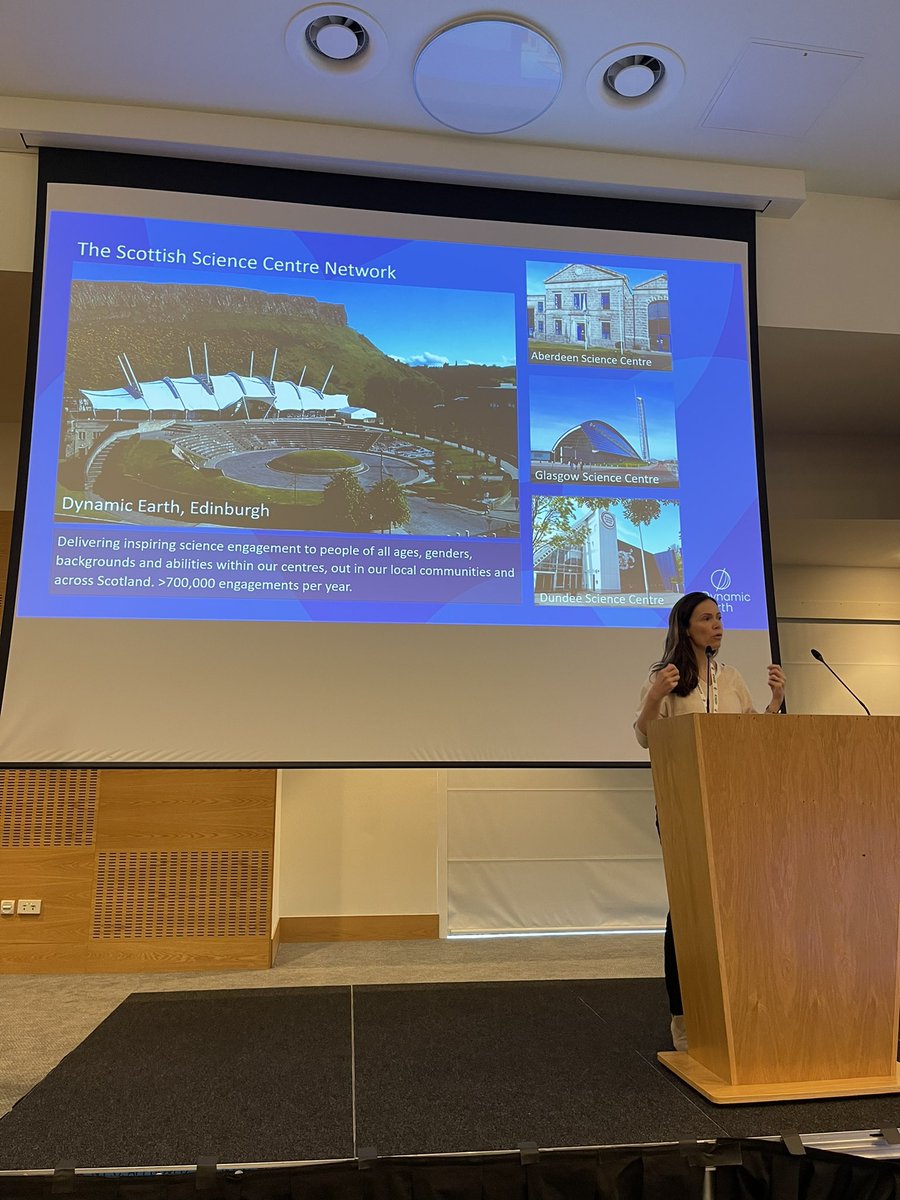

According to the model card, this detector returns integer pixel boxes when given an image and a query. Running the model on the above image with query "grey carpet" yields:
[1,979,897,1170]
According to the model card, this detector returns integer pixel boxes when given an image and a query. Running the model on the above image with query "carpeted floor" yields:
[0,978,898,1170]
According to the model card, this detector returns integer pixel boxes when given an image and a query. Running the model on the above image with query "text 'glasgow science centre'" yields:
[16,202,768,630]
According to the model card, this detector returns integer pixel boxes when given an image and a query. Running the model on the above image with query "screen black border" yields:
[0,146,779,768]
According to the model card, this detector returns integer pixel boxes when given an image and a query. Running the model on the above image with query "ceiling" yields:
[0,0,899,199]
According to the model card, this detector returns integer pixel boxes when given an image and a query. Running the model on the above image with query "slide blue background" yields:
[17,208,768,630]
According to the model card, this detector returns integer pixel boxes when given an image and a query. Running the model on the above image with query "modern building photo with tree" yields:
[532,494,682,605]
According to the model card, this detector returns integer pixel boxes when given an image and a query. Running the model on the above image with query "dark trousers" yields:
[657,806,684,1017]
[664,911,683,1016]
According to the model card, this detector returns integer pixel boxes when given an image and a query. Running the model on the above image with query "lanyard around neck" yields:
[699,659,719,713]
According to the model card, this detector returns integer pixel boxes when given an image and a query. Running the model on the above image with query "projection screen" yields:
[0,154,777,764]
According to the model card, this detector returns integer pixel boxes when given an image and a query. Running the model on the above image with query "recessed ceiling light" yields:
[285,5,387,78]
[414,18,562,135]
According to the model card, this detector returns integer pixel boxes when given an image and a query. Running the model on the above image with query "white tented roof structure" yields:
[207,375,248,408]
[143,380,186,411]
[227,374,275,401]
[270,380,304,410]
[296,385,351,409]
[78,360,376,420]
[80,386,146,413]
[166,377,222,413]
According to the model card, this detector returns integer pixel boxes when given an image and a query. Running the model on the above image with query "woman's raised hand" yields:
[767,664,786,708]
[649,664,680,701]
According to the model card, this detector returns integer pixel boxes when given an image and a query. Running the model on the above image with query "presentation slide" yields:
[18,199,765,630]
[0,174,772,764]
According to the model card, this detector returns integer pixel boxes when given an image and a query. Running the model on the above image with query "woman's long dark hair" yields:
[650,592,715,697]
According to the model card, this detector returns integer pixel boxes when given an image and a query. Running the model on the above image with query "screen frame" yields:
[0,146,781,768]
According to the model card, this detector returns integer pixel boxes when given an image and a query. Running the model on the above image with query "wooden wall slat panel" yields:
[1,770,97,847]
[0,937,271,975]
[280,914,438,942]
[0,849,93,943]
[0,765,277,973]
[93,848,271,939]
[0,272,29,427]
[96,769,276,847]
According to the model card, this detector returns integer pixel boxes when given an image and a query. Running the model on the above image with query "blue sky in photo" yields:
[526,259,667,294]
[529,376,677,460]
[564,498,681,553]
[347,284,516,367]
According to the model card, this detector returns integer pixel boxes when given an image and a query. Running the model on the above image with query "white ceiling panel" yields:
[0,0,898,195]
[702,41,863,137]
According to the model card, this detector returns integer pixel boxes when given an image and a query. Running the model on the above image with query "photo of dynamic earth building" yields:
[529,374,678,488]
[527,261,672,370]
[57,280,519,537]
[532,494,683,607]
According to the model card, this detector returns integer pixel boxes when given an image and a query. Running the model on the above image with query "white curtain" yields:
[446,767,666,934]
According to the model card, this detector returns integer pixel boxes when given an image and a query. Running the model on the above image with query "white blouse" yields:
[634,661,757,749]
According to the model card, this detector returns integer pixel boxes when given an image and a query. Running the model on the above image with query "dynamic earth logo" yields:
[710,568,731,591]
[710,567,751,612]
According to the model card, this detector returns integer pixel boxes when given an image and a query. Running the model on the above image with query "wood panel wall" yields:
[0,768,277,973]
[0,268,30,427]
[0,509,277,975]
[0,509,13,622]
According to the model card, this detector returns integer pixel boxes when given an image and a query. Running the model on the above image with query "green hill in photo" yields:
[64,281,440,410]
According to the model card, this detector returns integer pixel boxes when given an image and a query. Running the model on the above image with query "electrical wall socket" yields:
[0,900,14,915]
[17,899,42,915]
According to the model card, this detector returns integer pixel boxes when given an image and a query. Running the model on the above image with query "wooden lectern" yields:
[649,713,900,1104]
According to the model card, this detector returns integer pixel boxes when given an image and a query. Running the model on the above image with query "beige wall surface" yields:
[756,192,900,335]
[0,424,22,508]
[775,565,900,623]
[766,433,900,521]
[277,769,440,917]
[0,152,37,273]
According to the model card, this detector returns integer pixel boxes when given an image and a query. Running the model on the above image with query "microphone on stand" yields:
[705,645,714,714]
[810,648,871,715]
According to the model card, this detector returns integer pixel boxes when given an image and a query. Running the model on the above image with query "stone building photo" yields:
[527,262,672,370]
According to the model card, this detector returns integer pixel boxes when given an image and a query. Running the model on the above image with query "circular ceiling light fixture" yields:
[306,15,368,61]
[587,43,684,113]
[414,18,562,134]
[285,5,387,78]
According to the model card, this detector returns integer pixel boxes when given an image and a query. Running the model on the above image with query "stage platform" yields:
[1,979,898,1171]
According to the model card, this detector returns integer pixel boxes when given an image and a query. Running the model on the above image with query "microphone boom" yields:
[809,648,871,715]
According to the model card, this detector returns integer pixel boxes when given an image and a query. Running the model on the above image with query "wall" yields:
[277,768,440,939]
[0,150,897,939]
[757,194,900,741]
[766,431,900,722]
[0,151,36,273]
[757,192,900,334]
[0,761,278,974]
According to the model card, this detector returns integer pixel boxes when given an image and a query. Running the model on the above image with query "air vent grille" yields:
[1,770,98,848]
[93,849,270,939]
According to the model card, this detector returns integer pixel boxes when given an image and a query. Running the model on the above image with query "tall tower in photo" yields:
[583,509,621,592]
[635,393,650,461]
